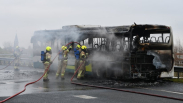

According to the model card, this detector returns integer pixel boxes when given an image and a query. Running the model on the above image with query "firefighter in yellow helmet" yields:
[77,45,87,79]
[83,45,88,77]
[43,46,52,82]
[74,44,81,74]
[14,46,21,70]
[56,44,72,79]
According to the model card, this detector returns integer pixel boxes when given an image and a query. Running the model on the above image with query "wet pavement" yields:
[1,89,183,103]
[80,79,183,93]
[0,66,94,97]
[0,65,183,103]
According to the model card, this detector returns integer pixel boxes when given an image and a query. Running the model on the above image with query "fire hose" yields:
[1,42,183,102]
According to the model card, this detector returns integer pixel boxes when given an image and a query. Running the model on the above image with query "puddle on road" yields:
[0,80,29,84]
[14,80,28,83]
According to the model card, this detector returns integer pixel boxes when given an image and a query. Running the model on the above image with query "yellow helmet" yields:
[81,45,87,50]
[77,45,81,49]
[46,46,51,51]
[61,46,65,50]
[16,46,19,48]
[61,46,67,50]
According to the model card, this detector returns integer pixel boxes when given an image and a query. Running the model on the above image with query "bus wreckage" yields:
[31,24,174,79]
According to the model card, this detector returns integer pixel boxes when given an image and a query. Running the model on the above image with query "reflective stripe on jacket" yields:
[45,52,51,64]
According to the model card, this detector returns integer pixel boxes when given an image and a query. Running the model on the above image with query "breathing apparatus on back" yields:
[41,46,52,61]
[74,44,81,60]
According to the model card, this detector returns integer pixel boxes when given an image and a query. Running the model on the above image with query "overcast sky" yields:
[0,0,183,48]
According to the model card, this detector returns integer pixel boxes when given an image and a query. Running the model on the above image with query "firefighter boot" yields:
[61,73,65,80]
[43,78,49,82]
[56,73,59,79]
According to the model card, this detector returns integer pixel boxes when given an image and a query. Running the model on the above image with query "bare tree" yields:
[174,39,183,53]
[3,41,13,53]
[174,39,183,66]
[3,42,12,49]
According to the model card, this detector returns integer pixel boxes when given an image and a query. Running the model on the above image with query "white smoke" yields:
[31,25,126,78]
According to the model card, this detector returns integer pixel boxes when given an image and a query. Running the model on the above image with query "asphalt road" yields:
[0,89,182,103]
[0,66,183,103]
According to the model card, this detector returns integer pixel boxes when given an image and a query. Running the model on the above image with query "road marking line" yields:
[5,82,14,84]
[73,95,97,99]
[139,87,183,95]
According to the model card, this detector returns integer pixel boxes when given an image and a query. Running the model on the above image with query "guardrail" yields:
[0,54,31,57]
[0,57,33,67]
[0,54,13,56]
[174,66,183,79]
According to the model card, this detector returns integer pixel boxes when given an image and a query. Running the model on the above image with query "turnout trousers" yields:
[74,59,80,73]
[43,62,50,79]
[77,60,85,79]
[56,60,67,78]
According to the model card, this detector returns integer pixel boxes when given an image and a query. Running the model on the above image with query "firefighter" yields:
[56,45,72,79]
[82,46,88,78]
[74,44,81,74]
[43,46,52,82]
[14,46,21,70]
[77,45,87,79]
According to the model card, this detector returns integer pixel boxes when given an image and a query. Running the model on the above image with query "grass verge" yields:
[165,78,183,83]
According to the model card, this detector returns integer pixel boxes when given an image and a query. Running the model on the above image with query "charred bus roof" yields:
[65,24,170,41]
[31,24,171,42]
[62,25,131,33]
[131,24,171,36]
[61,25,131,41]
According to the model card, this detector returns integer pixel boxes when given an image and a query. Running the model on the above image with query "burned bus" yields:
[31,24,174,79]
